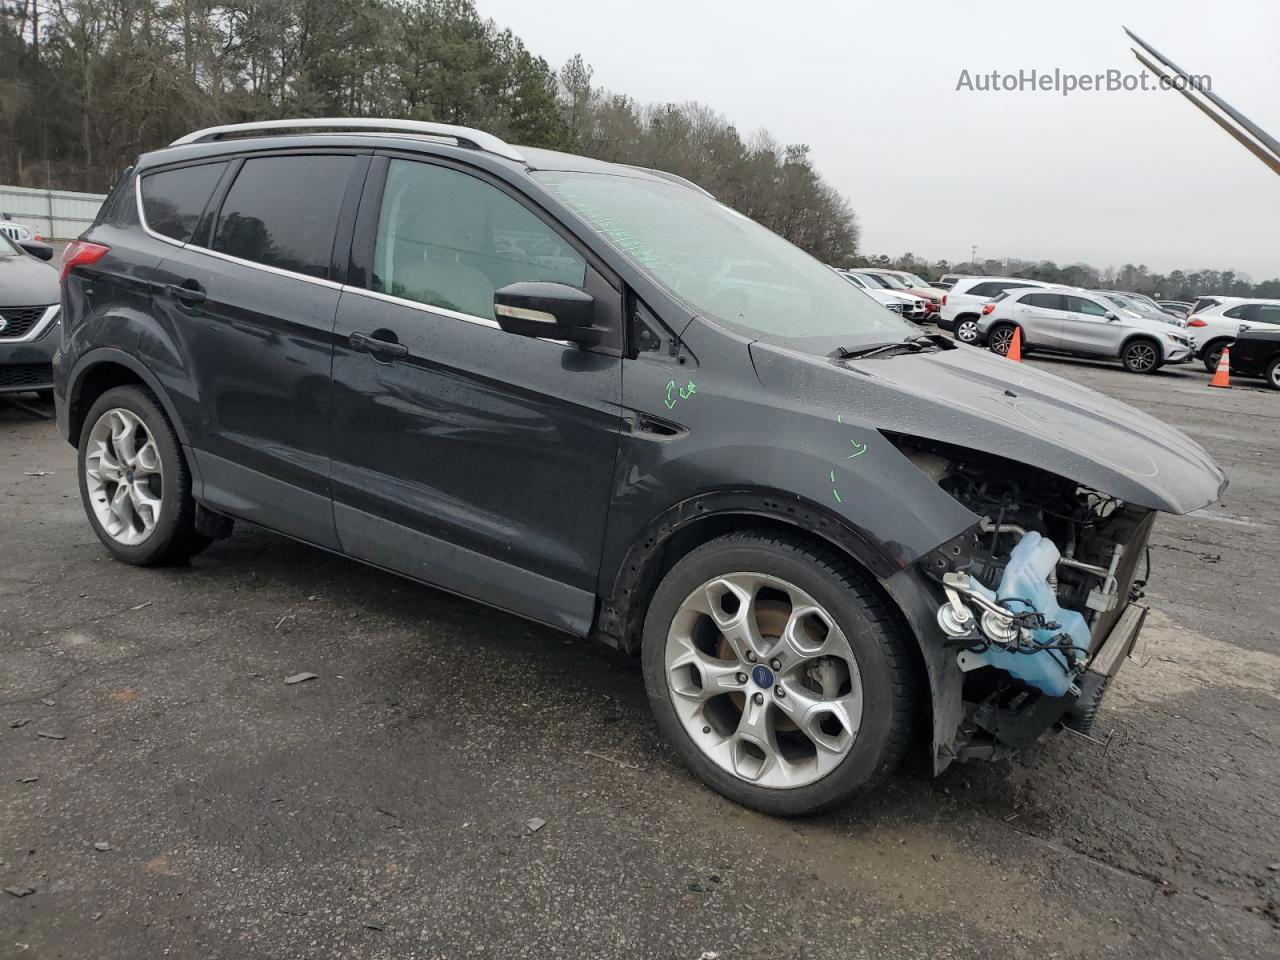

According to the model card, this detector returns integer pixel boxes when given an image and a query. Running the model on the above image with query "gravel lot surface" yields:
[2,354,1277,959]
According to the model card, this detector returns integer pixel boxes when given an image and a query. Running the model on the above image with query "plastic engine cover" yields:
[965,532,1092,697]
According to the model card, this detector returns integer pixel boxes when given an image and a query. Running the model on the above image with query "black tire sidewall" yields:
[77,386,192,565]
[641,536,909,816]
[1267,357,1280,390]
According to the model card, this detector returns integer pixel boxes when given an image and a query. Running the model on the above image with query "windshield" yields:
[535,172,909,343]
[871,273,909,288]
[903,273,931,288]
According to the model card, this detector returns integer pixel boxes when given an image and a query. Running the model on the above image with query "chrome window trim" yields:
[341,285,501,330]
[0,304,61,343]
[135,174,343,291]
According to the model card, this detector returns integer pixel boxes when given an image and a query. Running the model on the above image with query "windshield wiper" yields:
[831,337,931,361]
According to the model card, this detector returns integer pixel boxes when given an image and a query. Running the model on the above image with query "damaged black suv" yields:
[54,119,1225,815]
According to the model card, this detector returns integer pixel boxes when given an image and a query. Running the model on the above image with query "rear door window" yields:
[1022,293,1068,310]
[212,155,355,279]
[1248,304,1280,325]
[140,162,229,243]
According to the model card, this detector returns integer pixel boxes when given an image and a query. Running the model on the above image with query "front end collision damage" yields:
[601,327,1226,774]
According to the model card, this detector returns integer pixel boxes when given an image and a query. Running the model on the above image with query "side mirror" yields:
[19,239,54,262]
[494,281,594,342]
[1104,311,1119,321]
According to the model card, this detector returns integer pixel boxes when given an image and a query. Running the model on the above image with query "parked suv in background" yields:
[977,287,1194,373]
[1187,299,1280,372]
[842,270,927,321]
[834,269,918,317]
[54,118,1224,816]
[0,232,61,397]
[938,276,1050,342]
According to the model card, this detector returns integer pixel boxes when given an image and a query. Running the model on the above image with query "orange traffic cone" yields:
[1208,346,1231,388]
[1006,327,1023,362]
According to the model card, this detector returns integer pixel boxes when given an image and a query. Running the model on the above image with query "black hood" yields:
[0,250,59,307]
[750,340,1226,515]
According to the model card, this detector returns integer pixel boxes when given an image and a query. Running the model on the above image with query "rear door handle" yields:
[151,280,207,304]
[349,330,409,359]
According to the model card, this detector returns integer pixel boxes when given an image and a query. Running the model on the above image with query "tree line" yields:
[860,253,1280,301]
[0,0,856,262]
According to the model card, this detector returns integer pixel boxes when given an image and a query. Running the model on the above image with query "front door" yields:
[1059,294,1123,356]
[329,156,623,633]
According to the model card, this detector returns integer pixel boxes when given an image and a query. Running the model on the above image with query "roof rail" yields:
[170,118,526,163]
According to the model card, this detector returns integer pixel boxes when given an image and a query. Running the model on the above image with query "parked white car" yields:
[1186,298,1280,371]
[976,286,1195,374]
[938,276,1052,343]
[834,270,924,320]
[0,213,36,243]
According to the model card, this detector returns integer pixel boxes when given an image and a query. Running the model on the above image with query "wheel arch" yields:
[1197,334,1233,359]
[1119,332,1163,364]
[67,349,190,448]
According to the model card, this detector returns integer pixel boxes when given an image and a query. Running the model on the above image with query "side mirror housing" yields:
[494,281,594,342]
[19,239,54,262]
[1104,311,1119,321]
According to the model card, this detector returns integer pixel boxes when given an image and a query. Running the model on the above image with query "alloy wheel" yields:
[84,408,164,545]
[956,320,979,344]
[664,572,864,789]
[1125,342,1158,373]
[989,326,1015,355]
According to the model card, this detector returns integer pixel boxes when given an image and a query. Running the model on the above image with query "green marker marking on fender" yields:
[847,440,868,459]
[664,379,697,410]
[833,489,843,503]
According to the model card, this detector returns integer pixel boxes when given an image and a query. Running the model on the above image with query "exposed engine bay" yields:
[898,436,1156,760]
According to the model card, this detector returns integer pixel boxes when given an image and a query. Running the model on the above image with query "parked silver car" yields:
[976,287,1195,373]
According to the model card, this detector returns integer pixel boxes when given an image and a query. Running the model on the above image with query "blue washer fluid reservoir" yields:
[963,531,1092,698]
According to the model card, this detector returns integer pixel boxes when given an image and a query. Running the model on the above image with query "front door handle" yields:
[349,330,409,359]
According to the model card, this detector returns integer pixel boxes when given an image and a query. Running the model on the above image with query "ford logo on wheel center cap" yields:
[751,664,774,688]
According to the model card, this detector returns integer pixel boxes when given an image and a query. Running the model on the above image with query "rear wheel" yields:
[1121,339,1161,374]
[1266,356,1280,391]
[987,323,1017,356]
[77,385,211,565]
[641,531,916,816]
[955,317,979,344]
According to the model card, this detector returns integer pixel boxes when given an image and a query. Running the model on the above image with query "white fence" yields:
[0,184,107,241]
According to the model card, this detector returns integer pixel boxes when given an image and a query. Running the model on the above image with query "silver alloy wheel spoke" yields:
[85,407,163,546]
[666,571,865,789]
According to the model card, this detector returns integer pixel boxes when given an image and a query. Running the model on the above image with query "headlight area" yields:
[889,434,1155,762]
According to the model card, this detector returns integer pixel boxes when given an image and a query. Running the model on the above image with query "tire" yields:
[1201,340,1230,374]
[955,317,980,344]
[77,385,211,565]
[640,531,917,816]
[1266,356,1280,391]
[1121,338,1161,374]
[987,323,1017,356]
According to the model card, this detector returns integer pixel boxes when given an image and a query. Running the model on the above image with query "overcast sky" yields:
[479,0,1280,280]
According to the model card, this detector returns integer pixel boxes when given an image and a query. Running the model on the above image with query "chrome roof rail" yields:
[170,118,526,163]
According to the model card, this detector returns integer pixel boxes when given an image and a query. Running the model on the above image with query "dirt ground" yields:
[2,354,1277,959]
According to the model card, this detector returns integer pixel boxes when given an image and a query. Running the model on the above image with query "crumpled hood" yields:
[749,340,1226,515]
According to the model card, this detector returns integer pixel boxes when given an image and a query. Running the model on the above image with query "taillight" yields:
[981,303,995,315]
[60,240,110,283]
[1187,317,1207,327]
[941,294,948,306]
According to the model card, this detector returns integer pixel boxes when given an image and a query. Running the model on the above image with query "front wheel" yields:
[1121,339,1161,374]
[1266,356,1280,391]
[955,318,979,344]
[1202,341,1229,374]
[77,385,211,565]
[641,532,916,816]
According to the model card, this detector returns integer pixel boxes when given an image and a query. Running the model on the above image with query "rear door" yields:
[1058,294,1120,355]
[146,152,367,549]
[1014,292,1068,348]
[328,155,623,634]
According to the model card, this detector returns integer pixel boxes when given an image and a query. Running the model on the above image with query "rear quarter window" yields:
[140,161,229,243]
